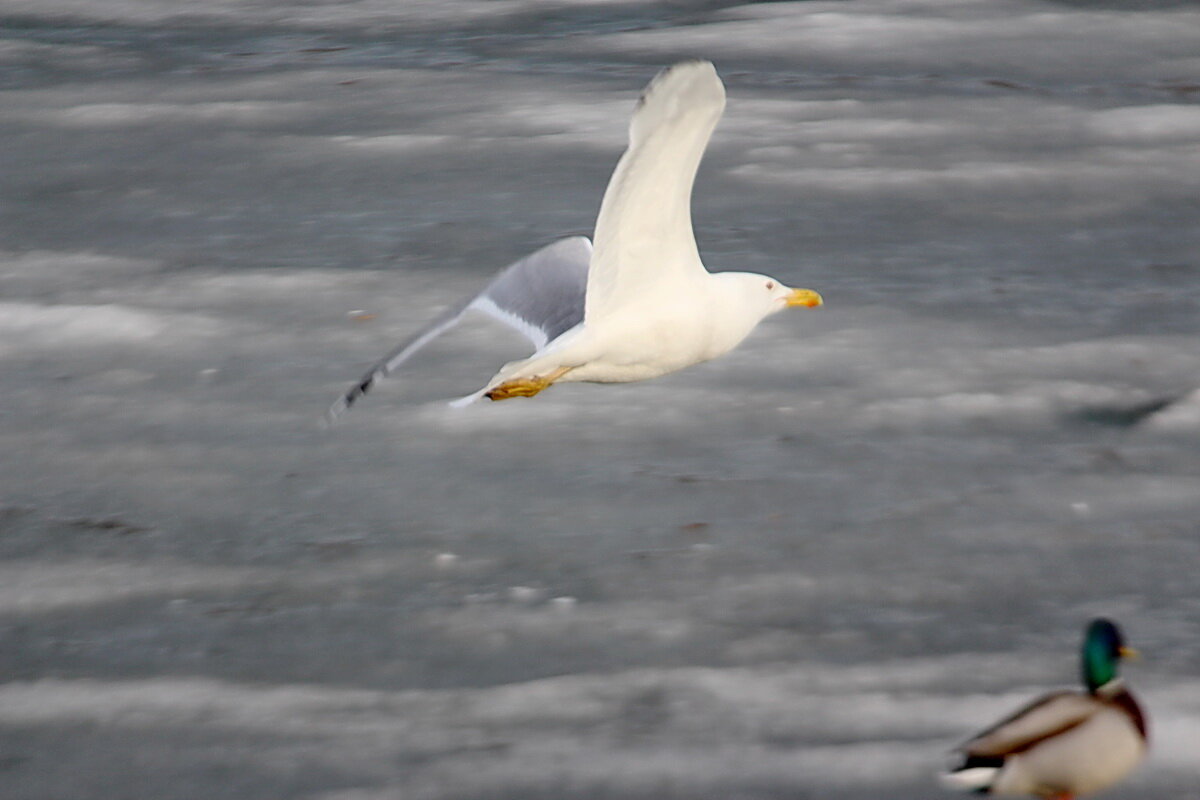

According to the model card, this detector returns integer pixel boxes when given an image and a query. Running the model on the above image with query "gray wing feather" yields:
[326,236,591,422]
[468,235,590,348]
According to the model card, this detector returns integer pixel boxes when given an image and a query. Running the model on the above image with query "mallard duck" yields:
[940,618,1148,800]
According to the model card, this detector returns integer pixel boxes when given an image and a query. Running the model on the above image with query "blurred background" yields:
[1,1,1198,798]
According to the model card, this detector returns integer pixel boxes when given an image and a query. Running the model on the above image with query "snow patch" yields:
[0,560,268,613]
[857,383,1162,428]
[0,302,169,351]
[1143,389,1200,432]
[1087,105,1200,143]
[331,134,455,151]
[41,101,310,127]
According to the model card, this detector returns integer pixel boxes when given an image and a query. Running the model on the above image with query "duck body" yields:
[941,619,1148,800]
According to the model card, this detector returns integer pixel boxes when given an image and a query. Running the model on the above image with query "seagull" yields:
[328,60,822,421]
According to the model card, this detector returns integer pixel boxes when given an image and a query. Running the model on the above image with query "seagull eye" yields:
[765,281,775,290]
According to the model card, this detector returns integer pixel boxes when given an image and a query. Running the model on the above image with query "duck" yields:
[940,618,1148,800]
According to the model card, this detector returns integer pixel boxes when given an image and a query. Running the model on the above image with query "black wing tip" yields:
[323,375,375,426]
[322,396,350,427]
[638,64,676,108]
[634,60,721,120]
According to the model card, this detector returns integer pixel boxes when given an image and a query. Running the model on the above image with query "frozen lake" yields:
[2,1,1198,798]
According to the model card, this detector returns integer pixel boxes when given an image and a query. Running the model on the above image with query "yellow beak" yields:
[786,288,824,308]
[1119,646,1140,660]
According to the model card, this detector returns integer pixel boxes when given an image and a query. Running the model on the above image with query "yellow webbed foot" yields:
[485,366,572,401]
[486,376,551,401]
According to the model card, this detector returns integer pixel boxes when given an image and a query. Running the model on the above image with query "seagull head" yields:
[714,271,823,335]
[747,274,823,316]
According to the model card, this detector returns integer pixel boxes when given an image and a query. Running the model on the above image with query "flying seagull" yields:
[328,60,822,421]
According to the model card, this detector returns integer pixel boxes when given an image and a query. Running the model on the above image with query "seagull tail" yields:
[447,388,488,409]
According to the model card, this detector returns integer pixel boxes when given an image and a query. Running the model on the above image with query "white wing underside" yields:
[326,236,591,421]
[585,60,726,323]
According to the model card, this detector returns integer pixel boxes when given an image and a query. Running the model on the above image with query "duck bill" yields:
[1119,646,1140,660]
[785,288,824,308]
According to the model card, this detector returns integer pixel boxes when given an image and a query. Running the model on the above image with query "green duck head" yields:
[1082,618,1137,693]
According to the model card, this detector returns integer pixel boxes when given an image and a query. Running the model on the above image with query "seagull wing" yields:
[473,235,592,349]
[326,236,591,421]
[585,60,726,322]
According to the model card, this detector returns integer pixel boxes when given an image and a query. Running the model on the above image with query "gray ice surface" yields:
[2,1,1199,798]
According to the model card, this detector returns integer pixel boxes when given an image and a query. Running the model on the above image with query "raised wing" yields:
[959,691,1099,757]
[585,60,726,322]
[326,236,591,422]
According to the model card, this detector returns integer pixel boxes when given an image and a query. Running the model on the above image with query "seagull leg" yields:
[485,366,574,401]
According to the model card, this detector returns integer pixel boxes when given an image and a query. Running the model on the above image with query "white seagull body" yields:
[328,60,821,420]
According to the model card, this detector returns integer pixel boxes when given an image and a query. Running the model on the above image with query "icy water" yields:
[2,1,1199,798]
